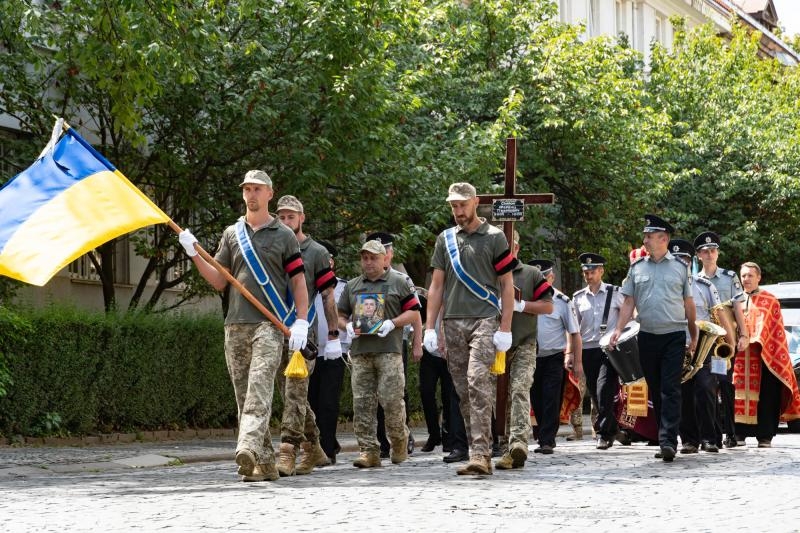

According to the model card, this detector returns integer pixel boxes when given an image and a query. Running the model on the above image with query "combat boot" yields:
[353,451,381,468]
[509,442,528,468]
[296,441,329,475]
[390,438,408,464]
[456,455,492,475]
[242,463,280,482]
[494,453,514,470]
[235,448,257,476]
[276,442,297,477]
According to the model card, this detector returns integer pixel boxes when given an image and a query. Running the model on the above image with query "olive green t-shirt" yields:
[431,219,517,319]
[338,269,421,355]
[510,263,553,348]
[300,236,336,328]
[214,216,304,325]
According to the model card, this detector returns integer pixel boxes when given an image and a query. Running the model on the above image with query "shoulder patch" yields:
[556,293,570,303]
[722,269,736,277]
[693,275,712,286]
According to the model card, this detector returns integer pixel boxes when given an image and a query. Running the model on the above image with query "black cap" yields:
[578,252,605,270]
[643,214,674,234]
[365,232,394,247]
[668,238,695,258]
[694,231,720,251]
[317,239,337,258]
[527,259,554,275]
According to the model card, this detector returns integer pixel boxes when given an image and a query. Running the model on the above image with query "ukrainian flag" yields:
[0,126,169,286]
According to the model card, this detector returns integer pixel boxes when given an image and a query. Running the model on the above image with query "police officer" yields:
[610,215,697,463]
[573,253,624,450]
[693,231,747,448]
[366,231,421,457]
[494,232,554,470]
[528,259,582,455]
[669,238,721,455]
[338,239,422,468]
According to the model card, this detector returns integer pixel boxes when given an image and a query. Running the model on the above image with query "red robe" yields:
[733,290,800,424]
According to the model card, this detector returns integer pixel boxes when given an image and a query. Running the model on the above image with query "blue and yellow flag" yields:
[0,124,169,286]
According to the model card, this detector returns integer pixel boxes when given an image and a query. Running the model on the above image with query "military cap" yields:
[365,232,394,247]
[527,259,554,275]
[694,231,720,251]
[578,252,605,270]
[360,239,386,255]
[276,195,304,213]
[446,182,477,201]
[643,214,674,234]
[669,238,695,258]
[239,169,272,188]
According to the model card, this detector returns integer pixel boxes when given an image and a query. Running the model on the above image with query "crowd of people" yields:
[178,171,800,481]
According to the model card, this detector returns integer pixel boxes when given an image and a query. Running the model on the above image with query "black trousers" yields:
[378,340,410,451]
[530,352,565,447]
[638,331,684,449]
[582,347,619,440]
[307,356,346,458]
[449,387,468,453]
[418,350,453,446]
[716,369,736,444]
[679,364,718,446]
[735,358,783,440]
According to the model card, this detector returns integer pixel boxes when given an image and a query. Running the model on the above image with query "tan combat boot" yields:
[235,448,257,476]
[296,441,329,475]
[456,455,492,475]
[276,442,297,477]
[494,453,514,470]
[509,442,528,468]
[390,438,408,464]
[353,451,381,468]
[242,463,280,482]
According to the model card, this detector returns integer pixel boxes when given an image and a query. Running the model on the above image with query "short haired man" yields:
[274,195,339,476]
[178,170,309,482]
[338,240,422,467]
[610,214,697,462]
[424,182,517,475]
[572,253,624,450]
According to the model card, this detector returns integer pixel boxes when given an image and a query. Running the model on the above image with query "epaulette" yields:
[606,284,619,292]
[721,269,736,277]
[556,292,570,303]
[676,256,689,267]
[630,256,646,267]
[693,275,712,286]
[573,287,588,298]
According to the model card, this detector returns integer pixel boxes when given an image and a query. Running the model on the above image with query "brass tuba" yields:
[709,300,737,362]
[683,320,727,382]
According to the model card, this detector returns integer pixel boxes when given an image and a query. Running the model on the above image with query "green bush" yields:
[0,306,427,438]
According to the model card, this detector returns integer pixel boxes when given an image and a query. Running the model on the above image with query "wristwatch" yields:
[328,330,340,338]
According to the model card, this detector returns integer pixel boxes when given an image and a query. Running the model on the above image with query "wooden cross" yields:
[477,137,554,436]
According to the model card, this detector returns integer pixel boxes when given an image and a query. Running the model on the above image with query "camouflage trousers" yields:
[276,340,320,447]
[443,316,498,457]
[500,342,537,449]
[350,352,408,453]
[224,322,285,465]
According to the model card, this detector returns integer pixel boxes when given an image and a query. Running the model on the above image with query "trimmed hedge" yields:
[0,306,424,438]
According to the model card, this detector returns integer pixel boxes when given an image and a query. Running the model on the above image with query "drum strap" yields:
[600,285,616,333]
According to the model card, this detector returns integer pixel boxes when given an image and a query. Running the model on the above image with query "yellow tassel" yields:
[489,351,506,375]
[284,350,308,379]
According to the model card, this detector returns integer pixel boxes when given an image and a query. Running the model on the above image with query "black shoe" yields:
[757,438,772,448]
[655,446,676,462]
[491,443,502,458]
[407,434,415,455]
[379,448,390,459]
[421,436,441,452]
[596,438,612,450]
[327,454,337,465]
[443,449,468,463]
[615,430,632,446]
[701,441,719,453]
[679,444,698,454]
[533,444,554,455]
[723,437,737,448]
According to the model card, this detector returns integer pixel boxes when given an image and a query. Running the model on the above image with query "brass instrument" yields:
[682,320,726,383]
[709,301,737,361]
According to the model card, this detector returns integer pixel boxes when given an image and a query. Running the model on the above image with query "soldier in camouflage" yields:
[338,239,422,468]
[178,170,310,482]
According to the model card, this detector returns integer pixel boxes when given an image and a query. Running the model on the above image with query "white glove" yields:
[288,319,309,351]
[514,300,526,313]
[324,338,343,360]
[346,322,357,338]
[178,229,198,257]
[493,330,512,352]
[376,320,396,338]
[423,329,438,353]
